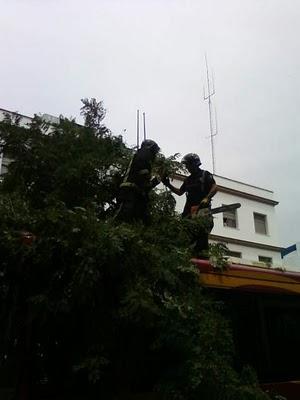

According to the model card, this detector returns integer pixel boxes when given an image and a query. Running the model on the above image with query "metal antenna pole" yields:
[143,112,146,141]
[136,109,140,148]
[0,152,3,175]
[204,54,218,174]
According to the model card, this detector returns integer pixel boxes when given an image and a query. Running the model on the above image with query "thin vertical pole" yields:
[143,112,146,141]
[204,54,217,174]
[0,152,3,175]
[136,109,140,148]
[206,55,215,174]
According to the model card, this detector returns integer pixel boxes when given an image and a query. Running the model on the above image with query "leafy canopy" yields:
[0,100,271,400]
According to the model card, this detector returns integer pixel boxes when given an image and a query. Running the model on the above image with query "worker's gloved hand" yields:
[162,176,170,186]
[151,177,160,188]
[200,197,209,206]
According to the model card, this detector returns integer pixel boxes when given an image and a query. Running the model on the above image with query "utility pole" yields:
[203,54,218,174]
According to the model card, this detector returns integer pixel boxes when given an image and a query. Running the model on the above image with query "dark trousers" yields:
[186,214,214,258]
[115,188,150,225]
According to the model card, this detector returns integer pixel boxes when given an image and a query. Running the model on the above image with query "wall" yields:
[0,109,59,174]
[209,240,283,266]
[0,108,32,127]
[212,190,280,247]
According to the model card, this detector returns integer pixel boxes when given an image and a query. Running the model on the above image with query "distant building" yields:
[171,173,282,267]
[0,108,32,127]
[0,108,59,175]
[0,108,33,175]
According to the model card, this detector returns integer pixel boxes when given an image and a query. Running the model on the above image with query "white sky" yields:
[1,0,300,246]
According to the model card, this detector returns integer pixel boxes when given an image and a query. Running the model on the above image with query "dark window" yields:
[258,256,272,266]
[264,302,300,381]
[223,207,238,228]
[228,251,242,258]
[216,290,300,382]
[254,213,267,235]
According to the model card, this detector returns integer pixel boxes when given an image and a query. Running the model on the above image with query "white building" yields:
[0,108,34,175]
[171,173,282,267]
[0,108,32,126]
[0,108,59,175]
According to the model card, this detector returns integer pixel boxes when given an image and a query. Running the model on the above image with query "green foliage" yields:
[0,111,130,212]
[0,100,270,399]
[80,97,107,133]
[209,242,229,271]
[153,153,182,181]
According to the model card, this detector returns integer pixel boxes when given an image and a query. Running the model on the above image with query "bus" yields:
[193,258,300,400]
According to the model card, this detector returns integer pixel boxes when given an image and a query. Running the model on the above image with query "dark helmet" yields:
[182,153,201,167]
[141,139,160,154]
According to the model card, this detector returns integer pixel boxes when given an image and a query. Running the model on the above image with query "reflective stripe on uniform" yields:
[138,169,150,175]
[120,182,138,189]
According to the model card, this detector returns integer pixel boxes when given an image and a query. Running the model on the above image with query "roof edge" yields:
[210,234,282,252]
[0,107,33,121]
[217,185,279,206]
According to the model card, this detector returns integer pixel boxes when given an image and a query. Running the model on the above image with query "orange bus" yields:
[193,259,300,400]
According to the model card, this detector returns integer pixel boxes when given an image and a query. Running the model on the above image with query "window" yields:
[258,256,272,266]
[223,207,238,228]
[228,251,242,258]
[254,213,267,235]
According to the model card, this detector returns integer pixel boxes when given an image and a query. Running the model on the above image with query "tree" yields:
[0,100,271,399]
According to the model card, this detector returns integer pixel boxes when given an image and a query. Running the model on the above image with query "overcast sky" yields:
[1,0,299,246]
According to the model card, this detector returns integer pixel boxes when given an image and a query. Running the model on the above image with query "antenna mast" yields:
[136,109,148,147]
[203,54,218,174]
[136,109,140,148]
[143,112,146,141]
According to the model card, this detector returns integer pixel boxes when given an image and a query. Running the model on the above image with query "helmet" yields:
[141,139,160,154]
[182,153,201,167]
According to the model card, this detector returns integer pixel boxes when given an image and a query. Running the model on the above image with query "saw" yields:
[192,203,241,218]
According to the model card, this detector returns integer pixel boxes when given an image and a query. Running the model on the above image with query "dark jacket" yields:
[121,147,158,196]
[179,169,215,217]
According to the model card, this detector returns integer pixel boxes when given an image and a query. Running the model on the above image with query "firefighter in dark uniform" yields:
[115,139,160,224]
[162,153,217,256]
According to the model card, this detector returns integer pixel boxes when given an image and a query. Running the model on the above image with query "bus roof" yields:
[193,259,300,295]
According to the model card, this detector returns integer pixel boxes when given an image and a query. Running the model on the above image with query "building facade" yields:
[0,108,59,175]
[0,108,33,175]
